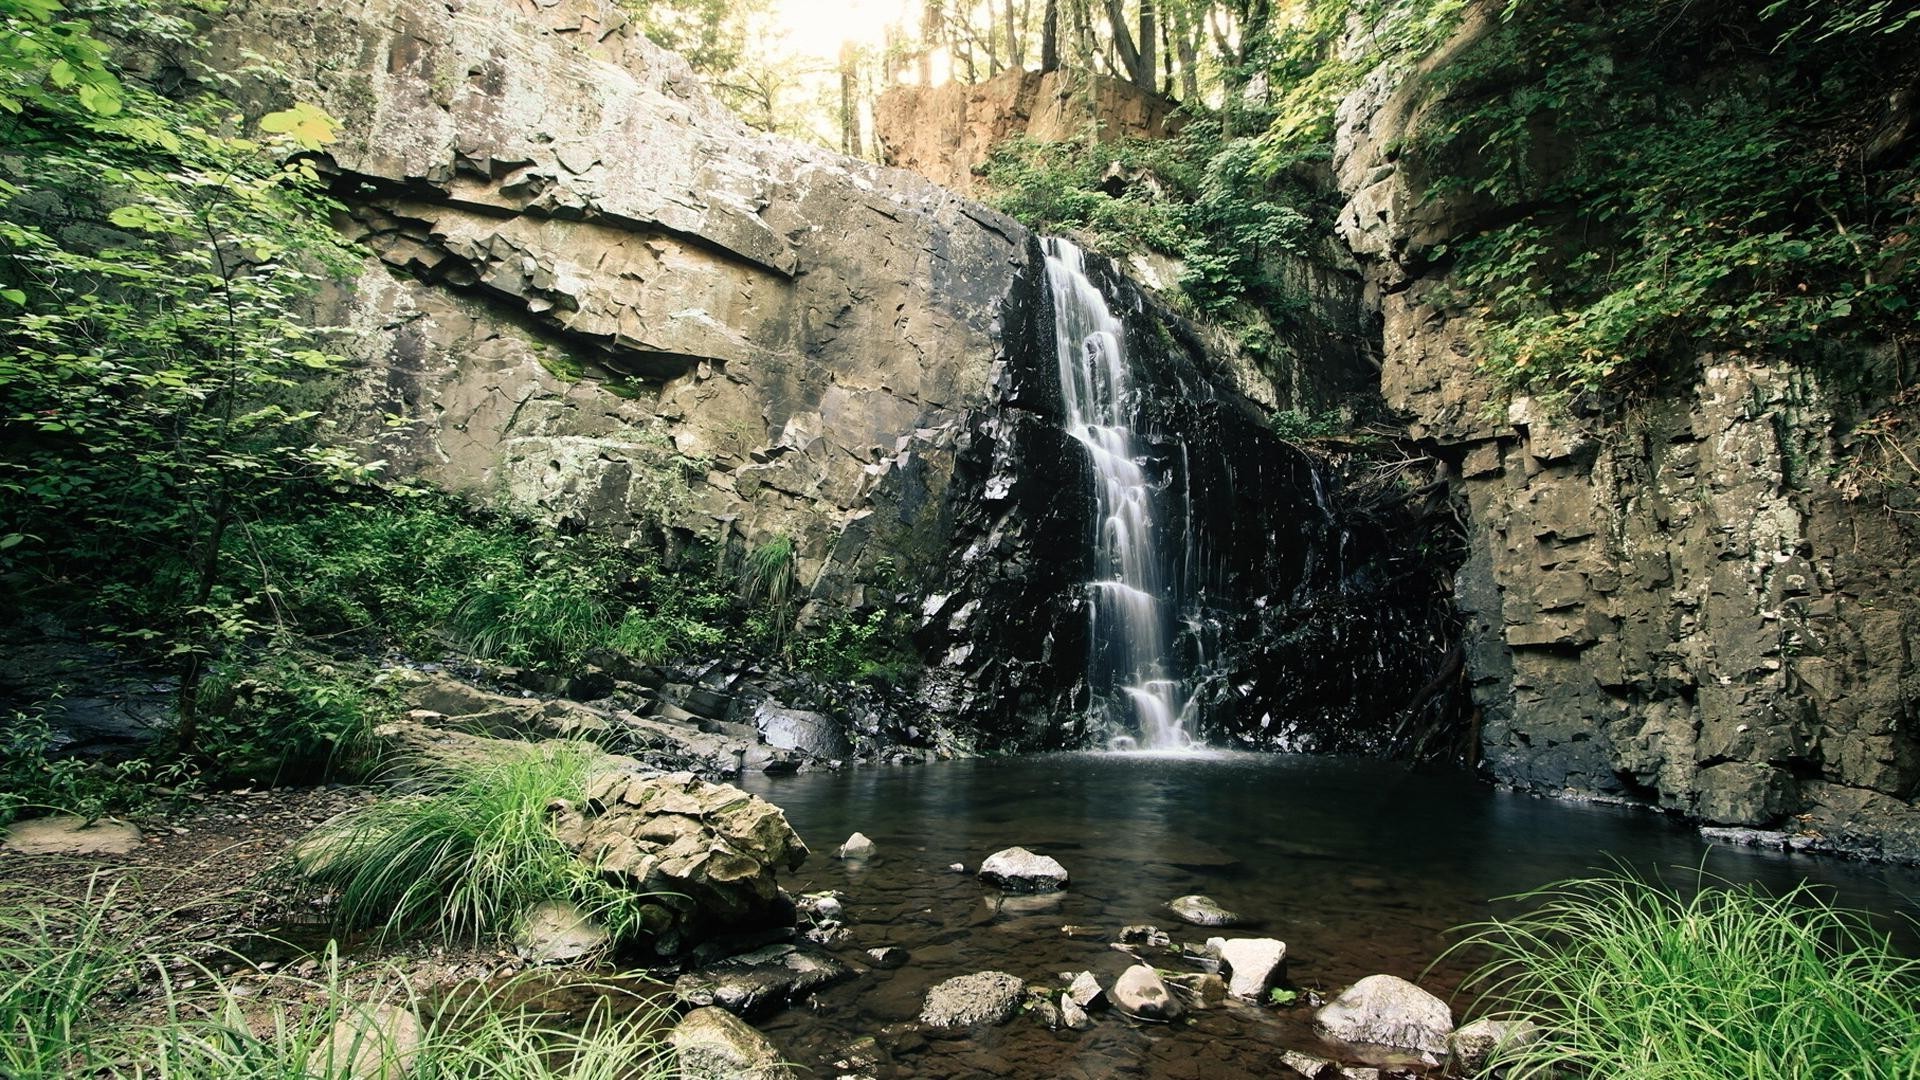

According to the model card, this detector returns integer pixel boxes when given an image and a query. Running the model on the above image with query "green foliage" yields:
[0,710,195,826]
[192,650,383,785]
[1449,871,1920,1078]
[1267,987,1298,1007]
[0,880,676,1079]
[739,533,796,650]
[240,495,730,669]
[0,0,366,750]
[294,742,656,947]
[790,608,917,683]
[0,877,159,1079]
[1268,407,1349,442]
[1416,0,1920,399]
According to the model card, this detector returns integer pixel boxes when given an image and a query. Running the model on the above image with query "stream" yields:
[738,752,1920,1078]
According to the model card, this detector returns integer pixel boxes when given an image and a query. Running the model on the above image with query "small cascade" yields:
[1043,237,1195,751]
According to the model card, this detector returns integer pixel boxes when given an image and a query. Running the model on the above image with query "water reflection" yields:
[740,755,1920,1078]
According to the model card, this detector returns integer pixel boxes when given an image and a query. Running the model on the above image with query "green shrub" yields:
[193,650,383,785]
[1449,871,1920,1078]
[293,743,651,946]
[241,495,733,669]
[790,609,917,684]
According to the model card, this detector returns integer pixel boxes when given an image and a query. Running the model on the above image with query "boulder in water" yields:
[667,1007,793,1080]
[1207,936,1287,1000]
[1112,963,1183,1022]
[1448,1018,1541,1073]
[835,832,875,859]
[920,970,1026,1027]
[1314,974,1453,1059]
[977,846,1069,891]
[674,944,853,1018]
[1168,894,1245,927]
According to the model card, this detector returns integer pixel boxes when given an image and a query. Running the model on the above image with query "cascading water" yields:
[1043,237,1197,751]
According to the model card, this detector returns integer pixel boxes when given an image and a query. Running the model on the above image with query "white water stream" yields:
[1043,237,1196,750]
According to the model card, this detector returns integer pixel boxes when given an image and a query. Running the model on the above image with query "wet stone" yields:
[1314,974,1453,1059]
[668,1007,793,1080]
[674,944,854,1019]
[1112,963,1183,1022]
[919,970,1025,1028]
[1168,894,1245,927]
[977,846,1069,892]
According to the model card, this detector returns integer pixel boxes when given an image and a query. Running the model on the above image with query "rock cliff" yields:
[196,0,1454,750]
[206,0,1026,605]
[1329,6,1920,855]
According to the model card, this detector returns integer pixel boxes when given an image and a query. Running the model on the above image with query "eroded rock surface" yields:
[920,970,1026,1028]
[554,769,808,951]
[1330,8,1920,854]
[1314,974,1453,1059]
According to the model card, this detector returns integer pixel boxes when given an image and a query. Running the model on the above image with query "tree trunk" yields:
[1104,0,1143,86]
[171,487,235,755]
[1040,0,1060,71]
[1172,0,1199,100]
[1005,0,1023,68]
[1138,0,1157,94]
[840,43,861,156]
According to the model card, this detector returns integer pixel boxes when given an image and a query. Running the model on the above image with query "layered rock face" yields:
[1331,11,1920,853]
[197,0,1457,751]
[874,68,1178,194]
[206,0,1026,603]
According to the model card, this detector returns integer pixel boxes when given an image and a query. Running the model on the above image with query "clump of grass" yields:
[1448,871,1920,1079]
[295,743,644,946]
[129,961,677,1080]
[0,878,156,1078]
[1,879,677,1079]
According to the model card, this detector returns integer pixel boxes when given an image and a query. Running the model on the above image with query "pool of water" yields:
[736,752,1920,1079]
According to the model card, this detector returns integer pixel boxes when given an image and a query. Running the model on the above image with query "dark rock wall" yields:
[920,242,1461,751]
[1331,4,1920,855]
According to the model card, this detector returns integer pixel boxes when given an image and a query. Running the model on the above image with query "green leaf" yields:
[257,103,339,151]
[0,289,25,306]
[106,204,173,233]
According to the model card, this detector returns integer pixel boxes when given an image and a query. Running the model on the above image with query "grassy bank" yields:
[1450,871,1920,1078]
[0,875,677,1080]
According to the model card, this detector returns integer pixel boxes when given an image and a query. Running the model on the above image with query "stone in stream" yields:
[1206,936,1287,1000]
[1280,1049,1337,1078]
[323,1002,423,1080]
[976,846,1069,891]
[1059,993,1095,1030]
[835,832,875,859]
[1064,970,1104,1009]
[1162,971,1229,1009]
[1448,1018,1541,1073]
[1168,894,1246,927]
[1314,974,1454,1060]
[797,891,846,922]
[667,1006,794,1080]
[1111,963,1184,1022]
[919,971,1026,1028]
[1117,924,1170,947]
[511,901,609,964]
[865,946,909,969]
[673,944,854,1019]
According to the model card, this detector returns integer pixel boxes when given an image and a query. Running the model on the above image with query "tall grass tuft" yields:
[739,534,796,651]
[1448,870,1920,1079]
[295,743,642,946]
[0,877,155,1078]
[127,960,678,1080]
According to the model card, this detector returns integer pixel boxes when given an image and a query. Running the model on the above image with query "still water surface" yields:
[738,753,1920,1078]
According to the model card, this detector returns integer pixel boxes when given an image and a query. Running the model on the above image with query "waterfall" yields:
[1043,237,1196,751]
